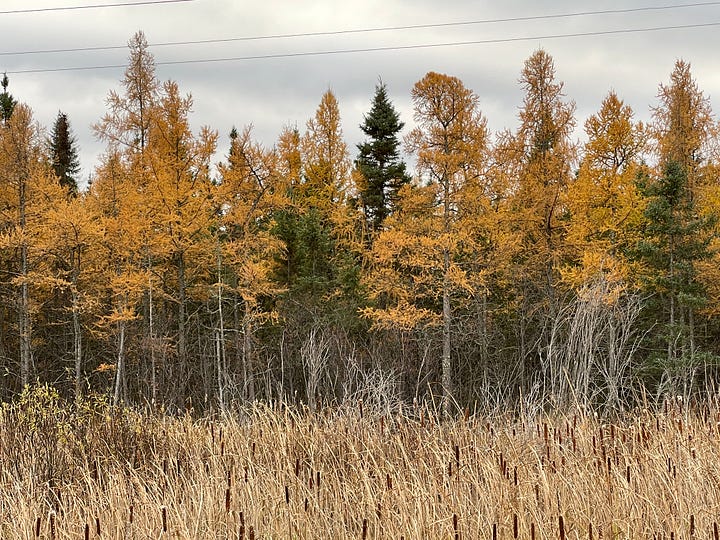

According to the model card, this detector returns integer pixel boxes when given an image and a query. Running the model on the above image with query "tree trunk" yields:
[19,242,31,388]
[442,247,452,419]
[72,290,82,402]
[113,313,126,407]
[18,162,33,387]
[148,273,157,406]
[216,250,227,410]
[177,252,187,390]
[244,302,255,402]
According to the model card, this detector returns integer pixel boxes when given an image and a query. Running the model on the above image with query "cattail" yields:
[249,525,255,540]
[285,485,289,505]
[559,515,566,540]
[225,487,231,512]
[690,514,695,537]
[34,517,40,538]
[531,522,535,540]
[362,518,368,540]
[95,516,101,536]
[386,473,392,490]
[713,522,719,540]
[161,506,167,533]
[453,514,459,540]
[492,523,497,540]
[50,513,56,540]
[588,522,593,540]
[84,523,89,540]
[513,514,518,539]
[129,505,134,524]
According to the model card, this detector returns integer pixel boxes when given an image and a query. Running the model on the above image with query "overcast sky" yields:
[2,0,720,186]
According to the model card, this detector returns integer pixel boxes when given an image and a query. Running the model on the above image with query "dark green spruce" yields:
[49,111,81,195]
[0,73,16,123]
[633,160,715,378]
[355,82,410,232]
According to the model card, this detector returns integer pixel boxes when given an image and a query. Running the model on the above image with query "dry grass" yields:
[2,391,720,538]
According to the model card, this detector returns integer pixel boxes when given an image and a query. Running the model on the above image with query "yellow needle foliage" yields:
[564,92,648,299]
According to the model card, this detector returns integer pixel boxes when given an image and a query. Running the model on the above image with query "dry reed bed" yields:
[1,399,720,539]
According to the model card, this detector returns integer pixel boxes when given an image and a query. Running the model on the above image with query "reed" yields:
[0,397,718,537]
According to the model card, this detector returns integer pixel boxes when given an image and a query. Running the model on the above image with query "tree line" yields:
[1,31,719,414]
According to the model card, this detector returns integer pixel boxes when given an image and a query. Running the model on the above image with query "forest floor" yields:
[1,389,718,538]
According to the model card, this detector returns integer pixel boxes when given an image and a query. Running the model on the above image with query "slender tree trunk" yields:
[72,290,82,402]
[216,249,226,410]
[442,272,452,418]
[71,249,83,402]
[177,252,187,387]
[441,172,454,419]
[19,246,31,387]
[113,311,126,407]
[233,295,246,400]
[244,302,255,402]
[19,175,31,388]
[148,274,157,406]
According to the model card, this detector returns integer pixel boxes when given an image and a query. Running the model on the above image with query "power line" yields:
[6,20,720,75]
[0,0,196,15]
[0,1,718,56]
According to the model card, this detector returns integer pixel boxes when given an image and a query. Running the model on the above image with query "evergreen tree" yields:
[0,73,16,123]
[50,111,81,195]
[355,82,410,232]
[634,161,714,373]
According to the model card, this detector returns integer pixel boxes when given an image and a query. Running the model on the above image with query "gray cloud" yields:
[2,0,720,185]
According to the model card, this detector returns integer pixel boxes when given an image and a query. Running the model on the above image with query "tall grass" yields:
[2,387,719,538]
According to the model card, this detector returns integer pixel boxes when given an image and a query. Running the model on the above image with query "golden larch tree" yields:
[565,91,648,296]
[365,72,489,417]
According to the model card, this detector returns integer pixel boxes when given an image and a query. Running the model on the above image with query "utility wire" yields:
[7,20,720,75]
[0,0,196,15]
[0,0,718,56]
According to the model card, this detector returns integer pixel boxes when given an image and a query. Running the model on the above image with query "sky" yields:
[2,0,720,186]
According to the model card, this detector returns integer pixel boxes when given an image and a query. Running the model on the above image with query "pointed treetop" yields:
[356,80,409,231]
[0,71,16,123]
[50,110,81,195]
